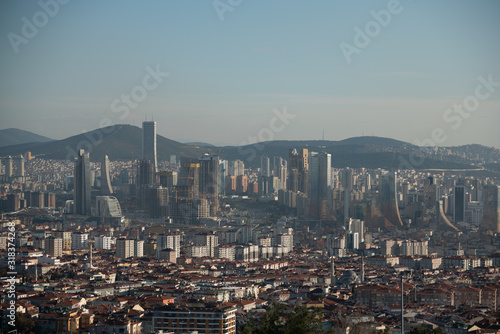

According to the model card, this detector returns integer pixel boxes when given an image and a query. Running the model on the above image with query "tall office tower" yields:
[453,185,466,223]
[95,235,112,250]
[199,154,220,215]
[177,158,200,198]
[347,218,365,242]
[45,237,63,258]
[365,173,371,191]
[142,121,157,168]
[307,152,332,219]
[157,234,180,259]
[101,155,113,195]
[423,177,438,226]
[379,171,404,227]
[260,155,271,177]
[5,156,13,177]
[482,185,500,233]
[74,149,91,215]
[219,160,226,197]
[343,168,353,192]
[116,238,135,259]
[288,148,309,193]
[16,155,25,177]
[137,159,156,187]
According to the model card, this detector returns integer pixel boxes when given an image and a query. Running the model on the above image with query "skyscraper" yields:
[74,149,91,215]
[379,171,404,227]
[101,155,113,195]
[482,185,500,233]
[453,185,466,223]
[288,148,309,193]
[199,154,220,215]
[308,152,332,219]
[142,121,157,168]
[261,155,270,177]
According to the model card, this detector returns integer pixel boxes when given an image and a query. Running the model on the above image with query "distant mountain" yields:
[0,128,53,147]
[217,138,478,170]
[0,127,493,171]
[0,124,208,162]
[183,142,216,147]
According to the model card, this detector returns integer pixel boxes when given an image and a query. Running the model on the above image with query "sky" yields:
[0,0,499,148]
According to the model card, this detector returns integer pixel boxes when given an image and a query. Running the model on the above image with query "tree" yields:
[240,305,323,334]
[15,312,35,334]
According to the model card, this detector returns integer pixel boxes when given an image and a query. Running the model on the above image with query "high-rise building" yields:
[71,232,89,249]
[453,185,466,223]
[53,231,72,250]
[348,218,365,242]
[16,155,25,177]
[288,148,309,193]
[261,155,271,177]
[134,240,144,257]
[116,238,135,259]
[5,156,13,177]
[74,149,91,215]
[194,233,218,257]
[45,237,63,258]
[379,172,404,227]
[199,154,220,215]
[137,159,156,187]
[101,155,113,195]
[95,235,112,250]
[142,121,157,168]
[482,185,500,233]
[152,304,236,334]
[307,152,332,219]
[157,234,181,259]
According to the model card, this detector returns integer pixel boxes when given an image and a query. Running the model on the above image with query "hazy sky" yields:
[1,1,499,147]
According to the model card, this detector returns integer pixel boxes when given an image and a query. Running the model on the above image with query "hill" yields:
[0,128,53,147]
[0,124,206,162]
[0,127,488,171]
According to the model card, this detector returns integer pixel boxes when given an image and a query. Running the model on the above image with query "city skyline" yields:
[1,1,499,148]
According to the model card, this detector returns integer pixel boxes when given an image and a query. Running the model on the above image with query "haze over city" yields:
[1,1,500,147]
